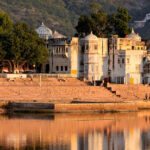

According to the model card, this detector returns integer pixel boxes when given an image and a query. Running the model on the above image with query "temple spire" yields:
[131,28,135,34]
[41,22,44,26]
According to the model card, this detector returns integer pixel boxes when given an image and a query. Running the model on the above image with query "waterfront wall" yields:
[4,101,150,113]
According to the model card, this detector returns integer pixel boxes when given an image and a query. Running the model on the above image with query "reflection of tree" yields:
[141,130,150,150]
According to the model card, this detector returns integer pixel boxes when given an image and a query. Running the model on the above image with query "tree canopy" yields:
[0,10,49,72]
[0,10,13,33]
[76,6,132,38]
[112,7,132,37]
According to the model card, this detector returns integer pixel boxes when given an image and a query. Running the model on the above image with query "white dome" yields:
[35,22,52,40]
[52,31,66,39]
[128,28,141,41]
[84,32,98,41]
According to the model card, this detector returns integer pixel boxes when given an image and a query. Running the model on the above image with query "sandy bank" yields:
[0,77,149,113]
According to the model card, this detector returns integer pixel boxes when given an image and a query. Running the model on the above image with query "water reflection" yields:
[0,112,150,149]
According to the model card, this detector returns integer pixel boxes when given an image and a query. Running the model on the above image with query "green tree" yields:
[76,15,92,37]
[112,7,132,37]
[76,6,132,38]
[3,22,49,72]
[0,10,13,62]
[0,10,13,33]
[90,11,108,37]
[76,10,109,37]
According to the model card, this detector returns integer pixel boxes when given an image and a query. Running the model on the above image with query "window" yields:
[45,64,49,73]
[121,77,124,84]
[94,45,98,50]
[118,58,120,64]
[56,66,59,71]
[136,64,140,71]
[127,58,130,63]
[86,45,89,50]
[66,48,68,53]
[62,47,64,53]
[132,46,134,50]
[56,48,58,53]
[117,77,124,84]
[65,66,68,71]
[91,64,94,72]
[81,46,85,53]
[96,66,98,72]
[122,58,125,64]
[61,66,63,71]
[85,65,88,73]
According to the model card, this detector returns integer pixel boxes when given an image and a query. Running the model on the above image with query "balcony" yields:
[53,51,68,58]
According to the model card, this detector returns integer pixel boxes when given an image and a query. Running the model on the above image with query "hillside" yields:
[0,0,150,38]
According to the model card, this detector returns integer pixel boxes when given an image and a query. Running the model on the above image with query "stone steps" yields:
[0,86,123,102]
[108,84,150,100]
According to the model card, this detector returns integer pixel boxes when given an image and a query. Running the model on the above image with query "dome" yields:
[128,28,141,41]
[52,31,66,39]
[84,32,98,41]
[35,22,53,40]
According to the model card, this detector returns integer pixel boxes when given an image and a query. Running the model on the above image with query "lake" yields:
[0,112,150,150]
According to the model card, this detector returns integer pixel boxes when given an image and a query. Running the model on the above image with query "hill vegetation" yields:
[0,0,150,38]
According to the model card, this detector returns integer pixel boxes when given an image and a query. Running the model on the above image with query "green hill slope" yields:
[0,0,150,38]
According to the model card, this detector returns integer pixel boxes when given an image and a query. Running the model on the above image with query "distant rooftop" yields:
[52,31,67,39]
[35,22,53,40]
[128,28,141,41]
[84,32,98,41]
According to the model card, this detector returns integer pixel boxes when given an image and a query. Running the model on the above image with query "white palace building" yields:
[35,23,150,84]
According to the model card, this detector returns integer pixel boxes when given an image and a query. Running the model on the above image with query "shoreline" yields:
[0,77,150,113]
[1,100,150,114]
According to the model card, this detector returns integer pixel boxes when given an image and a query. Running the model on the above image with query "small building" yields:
[79,32,108,81]
[48,32,70,74]
[109,29,147,84]
[143,53,150,84]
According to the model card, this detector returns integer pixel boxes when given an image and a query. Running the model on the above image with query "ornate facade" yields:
[36,23,150,84]
[109,29,147,84]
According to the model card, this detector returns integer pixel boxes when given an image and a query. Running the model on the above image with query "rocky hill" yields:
[0,0,150,38]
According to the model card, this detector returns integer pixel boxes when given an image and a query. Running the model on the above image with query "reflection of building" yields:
[124,128,142,150]
[71,134,77,150]
[88,132,103,150]
[102,131,125,150]
[141,129,150,150]
[0,115,150,150]
[6,134,27,150]
[36,23,150,84]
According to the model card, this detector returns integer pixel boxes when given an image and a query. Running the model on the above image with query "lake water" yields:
[0,112,150,150]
